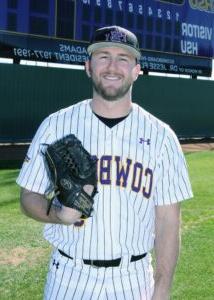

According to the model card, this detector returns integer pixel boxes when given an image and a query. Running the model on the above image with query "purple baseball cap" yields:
[87,26,141,60]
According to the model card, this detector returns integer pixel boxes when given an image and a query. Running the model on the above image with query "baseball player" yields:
[17,26,193,300]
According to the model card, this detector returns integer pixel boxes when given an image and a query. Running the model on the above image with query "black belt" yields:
[58,249,147,268]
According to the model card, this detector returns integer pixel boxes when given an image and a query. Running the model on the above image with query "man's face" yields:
[86,47,141,101]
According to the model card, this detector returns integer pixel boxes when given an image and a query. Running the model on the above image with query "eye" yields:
[99,55,109,60]
[118,57,129,62]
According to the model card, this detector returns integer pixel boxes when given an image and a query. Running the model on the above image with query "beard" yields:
[91,73,133,101]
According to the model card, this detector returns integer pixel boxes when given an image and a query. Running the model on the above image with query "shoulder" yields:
[36,99,91,142]
[132,102,171,134]
[47,99,91,122]
[132,103,180,153]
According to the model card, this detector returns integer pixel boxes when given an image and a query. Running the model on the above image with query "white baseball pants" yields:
[44,249,154,300]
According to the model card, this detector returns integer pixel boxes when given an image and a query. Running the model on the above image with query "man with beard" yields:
[17,26,193,299]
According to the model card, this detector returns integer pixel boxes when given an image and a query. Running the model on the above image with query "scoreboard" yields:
[0,0,213,76]
[75,0,213,58]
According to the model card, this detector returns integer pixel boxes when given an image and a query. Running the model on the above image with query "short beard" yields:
[92,78,132,101]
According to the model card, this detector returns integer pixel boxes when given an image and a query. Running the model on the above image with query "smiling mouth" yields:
[103,74,123,82]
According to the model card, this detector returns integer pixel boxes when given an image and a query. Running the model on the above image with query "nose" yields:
[106,57,117,71]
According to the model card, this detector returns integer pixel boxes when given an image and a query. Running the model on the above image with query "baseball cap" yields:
[87,26,141,60]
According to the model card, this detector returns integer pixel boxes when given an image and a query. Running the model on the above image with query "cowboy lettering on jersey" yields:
[94,155,153,199]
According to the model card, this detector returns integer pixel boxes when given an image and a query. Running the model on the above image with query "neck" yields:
[91,93,133,118]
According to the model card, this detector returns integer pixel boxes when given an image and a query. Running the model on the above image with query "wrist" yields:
[152,289,170,300]
[48,204,63,224]
[152,276,171,300]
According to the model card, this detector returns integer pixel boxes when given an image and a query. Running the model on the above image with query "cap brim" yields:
[87,42,141,60]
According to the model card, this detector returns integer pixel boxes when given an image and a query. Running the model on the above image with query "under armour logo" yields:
[52,259,59,269]
[139,138,151,145]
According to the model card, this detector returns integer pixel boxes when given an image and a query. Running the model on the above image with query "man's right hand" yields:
[55,205,82,225]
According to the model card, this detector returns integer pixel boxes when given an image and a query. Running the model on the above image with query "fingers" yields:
[83,184,94,196]
[56,205,82,225]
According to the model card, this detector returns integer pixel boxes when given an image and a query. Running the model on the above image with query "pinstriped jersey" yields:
[16,99,193,260]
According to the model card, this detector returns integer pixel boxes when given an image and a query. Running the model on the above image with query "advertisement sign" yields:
[0,0,213,75]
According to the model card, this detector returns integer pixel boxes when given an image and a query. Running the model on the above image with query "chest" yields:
[89,130,158,198]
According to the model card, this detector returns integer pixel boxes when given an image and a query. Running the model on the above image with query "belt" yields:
[58,249,147,268]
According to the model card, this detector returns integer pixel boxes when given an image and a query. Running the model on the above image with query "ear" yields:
[85,60,91,78]
[133,63,141,81]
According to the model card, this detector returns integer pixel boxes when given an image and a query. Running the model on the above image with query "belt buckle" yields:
[90,260,99,268]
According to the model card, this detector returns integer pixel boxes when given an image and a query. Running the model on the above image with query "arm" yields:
[20,188,81,225]
[152,203,181,300]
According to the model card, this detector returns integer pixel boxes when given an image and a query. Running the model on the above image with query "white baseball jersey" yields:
[17,99,193,299]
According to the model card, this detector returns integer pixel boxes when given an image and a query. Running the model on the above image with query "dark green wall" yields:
[0,63,213,142]
[133,75,214,138]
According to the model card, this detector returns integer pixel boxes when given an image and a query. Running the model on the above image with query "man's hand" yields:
[55,205,82,225]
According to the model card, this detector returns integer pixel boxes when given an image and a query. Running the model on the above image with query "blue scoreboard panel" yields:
[0,0,213,76]
[75,0,213,58]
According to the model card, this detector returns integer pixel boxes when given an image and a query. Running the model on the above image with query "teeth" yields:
[105,75,120,80]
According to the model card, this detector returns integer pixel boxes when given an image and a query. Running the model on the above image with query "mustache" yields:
[89,67,123,79]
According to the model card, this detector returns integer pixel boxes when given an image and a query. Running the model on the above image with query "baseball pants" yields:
[44,249,154,300]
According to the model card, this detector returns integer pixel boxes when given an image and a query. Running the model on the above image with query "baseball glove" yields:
[44,134,97,218]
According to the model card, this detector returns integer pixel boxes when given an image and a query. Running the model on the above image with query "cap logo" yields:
[105,30,127,43]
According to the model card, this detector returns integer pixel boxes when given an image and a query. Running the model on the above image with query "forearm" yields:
[20,188,81,225]
[20,189,59,223]
[152,203,181,300]
[152,243,179,299]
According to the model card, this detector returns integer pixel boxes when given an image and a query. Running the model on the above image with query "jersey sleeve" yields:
[16,116,53,194]
[153,127,193,206]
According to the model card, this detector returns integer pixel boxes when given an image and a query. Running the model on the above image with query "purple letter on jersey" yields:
[143,168,153,198]
[131,162,143,192]
[100,155,112,184]
[115,156,132,187]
